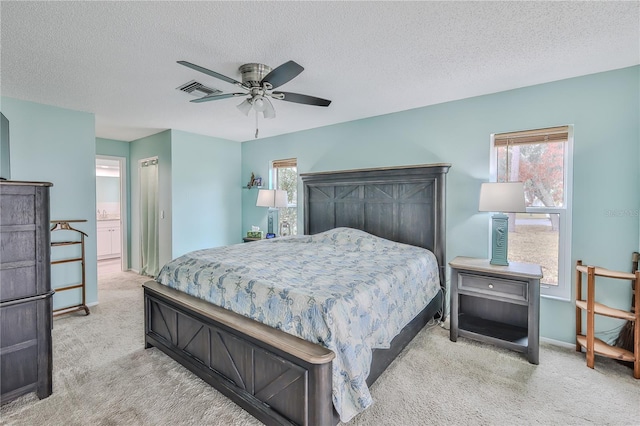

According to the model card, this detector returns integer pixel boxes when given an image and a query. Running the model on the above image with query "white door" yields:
[96,155,128,272]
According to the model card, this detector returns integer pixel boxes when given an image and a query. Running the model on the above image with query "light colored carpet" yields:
[1,271,638,425]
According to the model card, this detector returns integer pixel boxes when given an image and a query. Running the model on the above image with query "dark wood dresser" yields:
[0,180,54,404]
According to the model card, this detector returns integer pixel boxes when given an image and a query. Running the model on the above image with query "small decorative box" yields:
[247,231,263,239]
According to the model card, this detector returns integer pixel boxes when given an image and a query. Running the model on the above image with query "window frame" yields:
[271,158,298,236]
[489,126,573,301]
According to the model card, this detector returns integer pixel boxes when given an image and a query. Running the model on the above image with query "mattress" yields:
[156,227,440,422]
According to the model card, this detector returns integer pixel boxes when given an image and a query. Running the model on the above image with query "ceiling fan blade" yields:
[272,91,331,107]
[190,93,246,103]
[262,61,304,89]
[178,61,243,86]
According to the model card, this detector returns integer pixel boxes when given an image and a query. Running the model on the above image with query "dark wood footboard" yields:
[143,281,337,426]
[144,281,443,425]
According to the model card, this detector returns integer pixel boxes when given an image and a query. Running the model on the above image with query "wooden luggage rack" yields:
[576,256,639,378]
[51,220,90,316]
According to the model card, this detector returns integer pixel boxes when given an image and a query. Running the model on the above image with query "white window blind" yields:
[272,158,297,169]
[494,126,569,146]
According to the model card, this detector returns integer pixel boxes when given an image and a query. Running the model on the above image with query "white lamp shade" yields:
[238,97,276,119]
[237,99,252,116]
[274,189,288,207]
[256,189,288,208]
[262,97,276,119]
[479,182,526,213]
[253,97,266,112]
[256,189,273,207]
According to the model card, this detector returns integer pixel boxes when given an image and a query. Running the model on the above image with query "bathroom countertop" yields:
[97,216,120,221]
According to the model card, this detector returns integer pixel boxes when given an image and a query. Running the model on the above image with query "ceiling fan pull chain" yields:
[255,109,259,139]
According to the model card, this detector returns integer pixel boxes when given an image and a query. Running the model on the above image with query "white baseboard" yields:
[129,268,140,274]
[87,301,99,307]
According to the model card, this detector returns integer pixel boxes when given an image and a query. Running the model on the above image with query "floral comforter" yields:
[156,227,440,422]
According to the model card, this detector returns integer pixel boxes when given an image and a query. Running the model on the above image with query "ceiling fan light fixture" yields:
[179,60,331,136]
[236,98,252,116]
[253,96,266,112]
[262,97,276,119]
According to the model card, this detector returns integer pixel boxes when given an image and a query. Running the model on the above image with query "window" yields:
[272,158,297,236]
[491,126,573,300]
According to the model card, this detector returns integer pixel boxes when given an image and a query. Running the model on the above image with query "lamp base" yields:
[490,213,509,266]
[267,209,274,235]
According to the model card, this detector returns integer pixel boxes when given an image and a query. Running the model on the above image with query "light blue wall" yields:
[242,66,640,344]
[1,97,98,310]
[96,137,130,158]
[170,130,242,257]
[0,112,10,179]
[96,177,120,202]
[96,137,131,268]
[129,130,172,272]
[109,131,241,272]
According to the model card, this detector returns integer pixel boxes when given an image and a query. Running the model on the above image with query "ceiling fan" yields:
[178,60,331,138]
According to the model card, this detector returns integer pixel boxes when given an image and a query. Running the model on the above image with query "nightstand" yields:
[449,256,543,364]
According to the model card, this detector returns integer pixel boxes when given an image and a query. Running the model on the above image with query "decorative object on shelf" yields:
[256,189,288,234]
[247,226,263,239]
[478,182,526,266]
[280,221,291,237]
[246,172,262,189]
[50,219,90,316]
[575,259,639,378]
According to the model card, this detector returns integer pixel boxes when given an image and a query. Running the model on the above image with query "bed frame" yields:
[143,163,450,426]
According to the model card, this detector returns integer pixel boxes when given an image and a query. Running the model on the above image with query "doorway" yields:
[96,155,127,275]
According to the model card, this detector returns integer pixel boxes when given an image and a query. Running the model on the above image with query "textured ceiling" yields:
[1,1,638,142]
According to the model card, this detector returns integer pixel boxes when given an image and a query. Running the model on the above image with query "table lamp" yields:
[479,182,526,266]
[256,189,288,235]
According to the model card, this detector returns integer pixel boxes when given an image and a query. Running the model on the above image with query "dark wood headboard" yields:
[301,163,451,290]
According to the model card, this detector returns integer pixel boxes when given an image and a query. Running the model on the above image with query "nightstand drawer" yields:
[458,272,528,303]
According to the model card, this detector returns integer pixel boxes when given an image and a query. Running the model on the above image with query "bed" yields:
[143,163,450,425]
